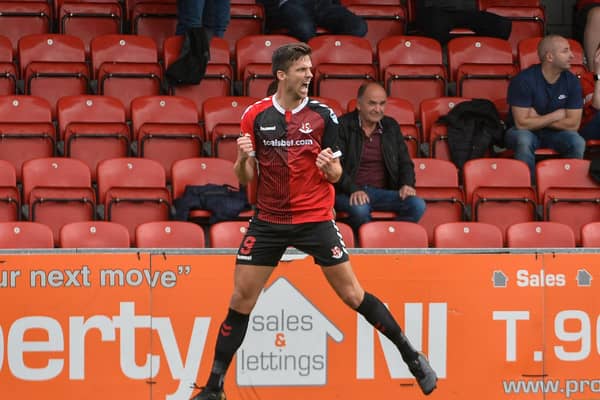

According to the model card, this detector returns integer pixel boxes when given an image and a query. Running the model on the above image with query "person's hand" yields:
[315,147,338,171]
[349,190,369,206]
[399,185,416,200]
[551,108,567,121]
[594,46,600,74]
[237,134,254,160]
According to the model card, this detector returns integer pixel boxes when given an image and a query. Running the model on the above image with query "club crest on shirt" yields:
[330,245,343,259]
[299,122,313,134]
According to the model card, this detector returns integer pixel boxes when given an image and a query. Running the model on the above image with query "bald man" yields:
[505,34,585,183]
[335,82,425,231]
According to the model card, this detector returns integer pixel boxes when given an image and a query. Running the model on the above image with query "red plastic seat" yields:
[463,158,537,242]
[0,1,51,56]
[97,157,172,244]
[433,222,503,248]
[57,95,130,181]
[0,221,54,248]
[485,6,546,57]
[22,157,96,245]
[413,158,465,242]
[506,221,576,248]
[171,157,252,221]
[419,97,469,160]
[59,221,130,248]
[308,35,376,110]
[55,0,123,56]
[235,34,298,97]
[0,35,16,95]
[223,4,265,56]
[536,159,600,245]
[131,95,203,181]
[202,96,259,161]
[0,160,20,221]
[135,220,205,248]
[128,0,177,60]
[358,221,428,248]
[208,220,249,248]
[164,35,232,118]
[378,35,447,117]
[0,95,55,180]
[518,36,585,71]
[18,33,89,118]
[91,34,162,118]
[581,222,600,247]
[344,4,406,52]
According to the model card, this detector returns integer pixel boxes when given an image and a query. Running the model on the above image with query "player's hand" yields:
[350,190,369,206]
[594,46,600,73]
[315,147,338,170]
[237,134,254,160]
[399,185,416,200]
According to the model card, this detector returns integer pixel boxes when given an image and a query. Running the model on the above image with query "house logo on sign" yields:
[236,277,343,386]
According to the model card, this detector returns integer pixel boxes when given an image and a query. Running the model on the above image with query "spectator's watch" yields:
[595,73,600,81]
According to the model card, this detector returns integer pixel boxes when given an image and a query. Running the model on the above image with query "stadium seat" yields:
[91,34,163,118]
[208,220,249,248]
[96,157,171,245]
[128,0,176,60]
[413,158,465,242]
[308,35,376,110]
[224,3,265,56]
[463,158,537,242]
[344,4,407,52]
[0,35,16,95]
[485,6,546,57]
[235,34,298,97]
[202,96,259,161]
[131,95,203,181]
[57,95,130,181]
[135,220,205,248]
[18,33,89,118]
[164,35,232,118]
[55,0,123,56]
[536,159,600,245]
[0,160,19,222]
[378,35,447,117]
[59,221,130,248]
[347,96,419,157]
[448,36,516,117]
[506,221,576,248]
[0,95,55,180]
[171,157,252,221]
[0,0,52,56]
[21,157,96,245]
[433,222,503,248]
[419,96,469,160]
[0,221,54,248]
[358,221,428,248]
[581,222,600,247]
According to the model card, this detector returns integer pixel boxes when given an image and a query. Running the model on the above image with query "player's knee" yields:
[338,287,363,309]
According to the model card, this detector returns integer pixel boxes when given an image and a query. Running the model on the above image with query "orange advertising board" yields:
[0,251,599,400]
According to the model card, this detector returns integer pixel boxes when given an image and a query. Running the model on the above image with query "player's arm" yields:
[316,148,342,183]
[234,134,255,184]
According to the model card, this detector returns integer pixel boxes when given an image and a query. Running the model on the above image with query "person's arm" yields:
[511,105,566,131]
[390,119,416,187]
[592,46,600,110]
[316,148,342,183]
[547,108,583,131]
[234,110,256,184]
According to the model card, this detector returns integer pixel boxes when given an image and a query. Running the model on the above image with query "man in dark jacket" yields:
[257,0,367,42]
[335,82,425,231]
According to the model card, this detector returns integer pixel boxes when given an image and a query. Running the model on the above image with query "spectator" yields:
[414,0,511,45]
[257,0,367,42]
[580,44,600,140]
[505,34,585,183]
[335,82,426,231]
[175,0,231,39]
[574,0,600,70]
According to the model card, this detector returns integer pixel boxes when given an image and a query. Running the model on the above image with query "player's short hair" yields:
[272,42,312,76]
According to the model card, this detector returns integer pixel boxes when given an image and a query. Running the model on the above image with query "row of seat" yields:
[2,219,597,249]
[1,155,598,249]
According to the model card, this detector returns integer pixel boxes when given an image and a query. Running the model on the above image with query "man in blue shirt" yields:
[505,34,585,183]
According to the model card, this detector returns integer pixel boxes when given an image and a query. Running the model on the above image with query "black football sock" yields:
[205,308,250,390]
[356,292,419,363]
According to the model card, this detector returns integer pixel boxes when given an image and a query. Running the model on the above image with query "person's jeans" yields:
[176,0,231,38]
[269,0,367,42]
[335,186,426,231]
[504,127,585,183]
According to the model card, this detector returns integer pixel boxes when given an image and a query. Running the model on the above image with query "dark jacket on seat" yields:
[335,110,416,195]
